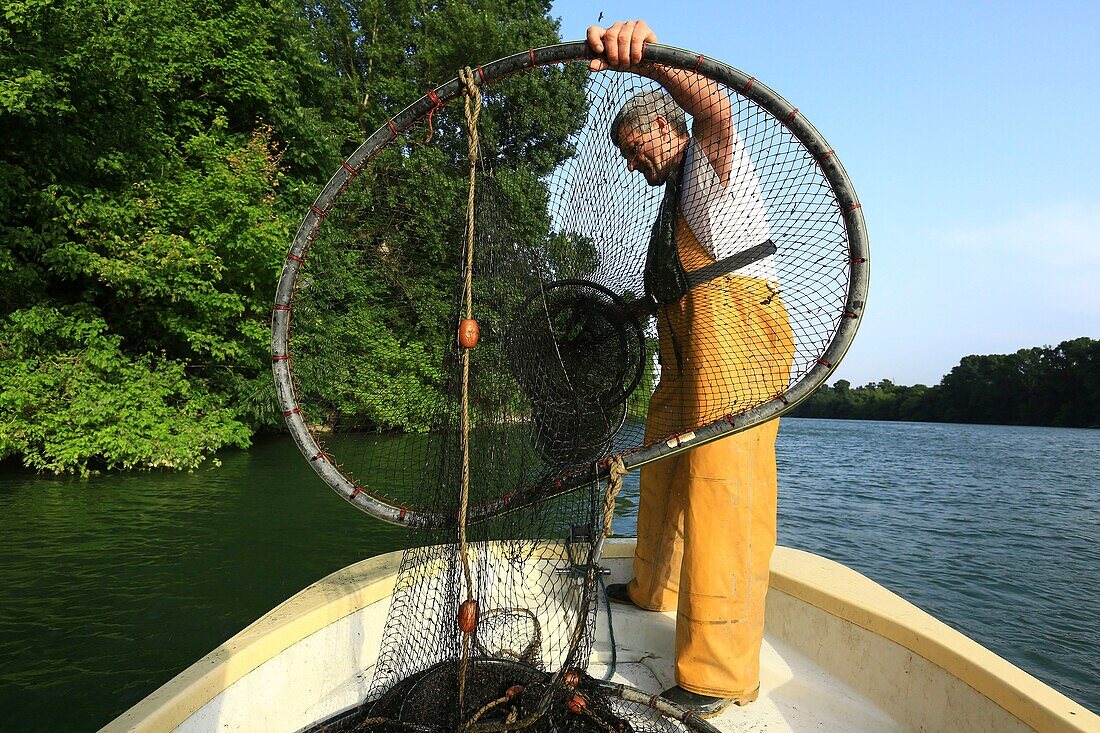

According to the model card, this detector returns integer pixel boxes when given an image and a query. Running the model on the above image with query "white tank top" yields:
[679,136,776,282]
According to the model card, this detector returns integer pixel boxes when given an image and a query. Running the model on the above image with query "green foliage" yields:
[45,124,292,362]
[285,1,588,434]
[0,306,250,473]
[290,156,455,433]
[543,231,600,280]
[0,0,584,470]
[627,337,659,422]
[791,338,1100,428]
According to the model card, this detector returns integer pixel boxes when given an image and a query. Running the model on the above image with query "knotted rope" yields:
[601,456,628,538]
[457,65,482,712]
[454,67,616,733]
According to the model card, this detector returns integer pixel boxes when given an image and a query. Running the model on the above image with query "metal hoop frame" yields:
[271,41,870,527]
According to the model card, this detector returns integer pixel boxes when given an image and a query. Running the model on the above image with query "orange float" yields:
[457,599,478,633]
[458,319,479,349]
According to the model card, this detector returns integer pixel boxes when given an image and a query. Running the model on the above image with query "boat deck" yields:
[591,631,896,731]
[102,540,1100,733]
[592,564,897,732]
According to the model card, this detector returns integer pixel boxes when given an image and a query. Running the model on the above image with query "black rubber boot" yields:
[659,685,738,717]
[604,582,639,607]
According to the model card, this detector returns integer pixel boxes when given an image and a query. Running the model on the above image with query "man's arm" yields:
[587,20,735,183]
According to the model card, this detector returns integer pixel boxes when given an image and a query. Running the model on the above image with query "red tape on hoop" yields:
[424,89,442,143]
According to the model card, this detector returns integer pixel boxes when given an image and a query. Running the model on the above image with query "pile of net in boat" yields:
[276,41,865,733]
[309,660,693,733]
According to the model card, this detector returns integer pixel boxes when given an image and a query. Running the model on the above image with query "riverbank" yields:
[790,338,1100,428]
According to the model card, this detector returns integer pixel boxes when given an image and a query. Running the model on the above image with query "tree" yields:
[0,0,588,471]
[2,0,341,471]
[287,0,588,433]
[790,339,1100,428]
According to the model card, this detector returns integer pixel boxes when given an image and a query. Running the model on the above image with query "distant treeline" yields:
[790,337,1099,428]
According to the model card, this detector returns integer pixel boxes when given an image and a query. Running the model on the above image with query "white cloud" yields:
[937,201,1100,265]
[831,201,1099,385]
[925,201,1100,319]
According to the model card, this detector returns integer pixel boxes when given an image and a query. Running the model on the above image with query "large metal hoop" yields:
[271,41,870,527]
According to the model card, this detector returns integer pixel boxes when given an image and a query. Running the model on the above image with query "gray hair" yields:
[610,90,689,146]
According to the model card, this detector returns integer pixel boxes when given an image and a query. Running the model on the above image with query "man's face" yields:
[617,116,684,186]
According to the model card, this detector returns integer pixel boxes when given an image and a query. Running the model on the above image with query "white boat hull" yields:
[102,540,1099,733]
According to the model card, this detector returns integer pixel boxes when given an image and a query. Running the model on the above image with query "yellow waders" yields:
[628,213,795,697]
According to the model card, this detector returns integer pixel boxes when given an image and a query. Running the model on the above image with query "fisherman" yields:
[588,20,795,715]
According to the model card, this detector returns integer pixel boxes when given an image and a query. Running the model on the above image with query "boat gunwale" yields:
[100,541,1099,733]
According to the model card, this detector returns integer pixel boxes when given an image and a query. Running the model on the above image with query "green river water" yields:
[1,418,1097,730]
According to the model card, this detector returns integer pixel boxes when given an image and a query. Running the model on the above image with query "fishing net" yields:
[506,279,644,466]
[275,41,867,733]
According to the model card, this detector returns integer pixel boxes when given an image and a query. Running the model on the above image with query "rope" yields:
[598,457,627,682]
[368,98,622,716]
[456,65,482,714]
[461,693,513,731]
[455,67,608,733]
[592,680,724,733]
[601,456,628,538]
[597,575,618,681]
[350,717,438,732]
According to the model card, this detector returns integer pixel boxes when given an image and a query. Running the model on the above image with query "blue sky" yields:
[550,0,1100,386]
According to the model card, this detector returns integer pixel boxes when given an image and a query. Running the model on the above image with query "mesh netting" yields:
[506,279,644,466]
[277,55,862,523]
[275,42,865,733]
[308,660,702,733]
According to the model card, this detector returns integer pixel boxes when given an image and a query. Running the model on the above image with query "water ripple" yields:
[773,418,1099,716]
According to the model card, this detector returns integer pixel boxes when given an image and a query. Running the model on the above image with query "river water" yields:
[0,418,1097,730]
